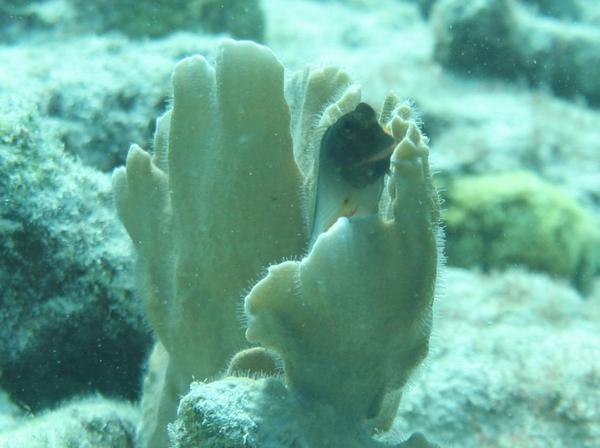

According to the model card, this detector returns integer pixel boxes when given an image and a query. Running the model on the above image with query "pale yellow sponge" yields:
[113,38,442,447]
[113,40,362,447]
[245,105,441,427]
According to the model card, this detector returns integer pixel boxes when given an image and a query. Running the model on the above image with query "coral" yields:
[0,0,38,32]
[169,379,441,448]
[520,0,582,20]
[226,347,282,377]
[244,94,440,430]
[407,0,443,18]
[0,34,223,172]
[0,1,264,43]
[418,0,583,20]
[393,268,600,448]
[113,39,441,446]
[432,0,600,106]
[432,0,520,78]
[0,390,20,433]
[169,378,300,448]
[0,397,139,448]
[69,0,265,41]
[171,268,600,448]
[0,96,150,410]
[113,40,309,447]
[200,0,265,41]
[443,171,599,292]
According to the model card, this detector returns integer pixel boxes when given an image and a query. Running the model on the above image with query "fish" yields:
[322,102,395,188]
[310,102,396,245]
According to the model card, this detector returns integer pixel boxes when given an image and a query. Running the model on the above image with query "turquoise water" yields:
[0,1,599,447]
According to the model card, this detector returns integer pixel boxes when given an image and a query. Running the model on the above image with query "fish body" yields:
[310,102,395,245]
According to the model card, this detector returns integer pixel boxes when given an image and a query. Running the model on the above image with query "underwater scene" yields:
[1,0,599,447]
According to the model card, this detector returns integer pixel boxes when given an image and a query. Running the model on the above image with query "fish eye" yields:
[340,119,356,136]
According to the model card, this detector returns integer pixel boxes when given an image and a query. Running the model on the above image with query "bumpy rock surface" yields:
[0,34,221,172]
[70,0,264,40]
[167,268,600,448]
[1,0,265,43]
[0,397,139,448]
[169,378,300,448]
[432,0,600,106]
[170,378,440,448]
[0,96,151,410]
[0,1,598,446]
[520,0,582,20]
[388,268,600,448]
[442,171,599,292]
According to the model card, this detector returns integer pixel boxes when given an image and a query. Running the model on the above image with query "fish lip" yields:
[353,141,396,167]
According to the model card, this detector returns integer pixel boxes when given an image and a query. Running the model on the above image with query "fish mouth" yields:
[352,140,396,167]
[339,138,395,189]
[365,141,396,164]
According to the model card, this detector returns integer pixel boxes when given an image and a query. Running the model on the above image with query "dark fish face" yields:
[320,102,395,188]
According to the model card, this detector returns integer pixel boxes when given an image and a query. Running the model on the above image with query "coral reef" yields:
[0,34,222,171]
[417,0,585,20]
[407,0,440,18]
[243,90,440,442]
[443,171,599,292]
[169,379,440,448]
[1,0,597,446]
[0,0,264,42]
[70,0,265,41]
[113,39,441,446]
[0,391,20,433]
[432,0,600,106]
[393,268,600,448]
[0,397,139,448]
[113,40,308,447]
[0,96,150,410]
[520,0,582,20]
[0,0,48,41]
